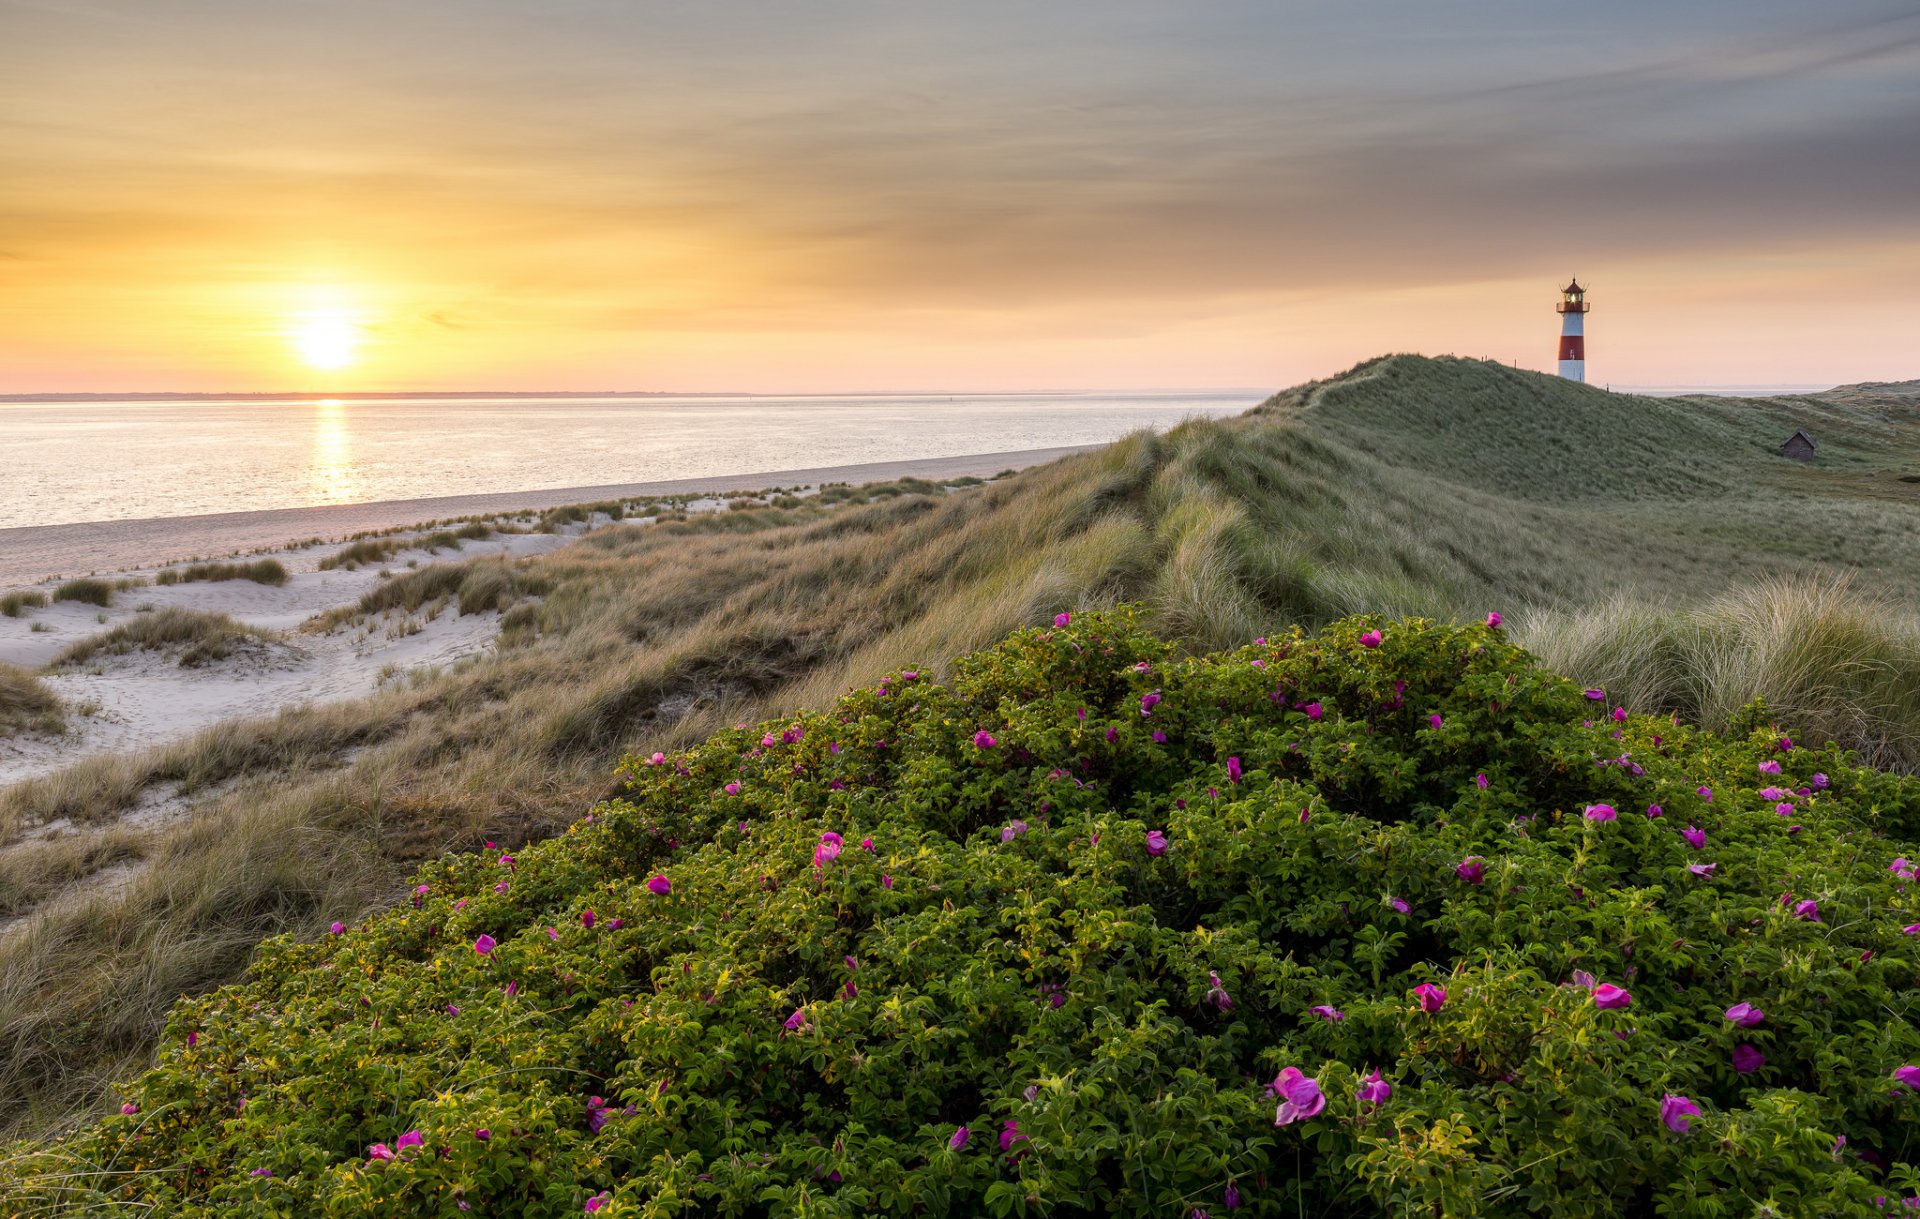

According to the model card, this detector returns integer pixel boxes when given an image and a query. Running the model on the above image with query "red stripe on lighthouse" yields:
[1558,336,1584,361]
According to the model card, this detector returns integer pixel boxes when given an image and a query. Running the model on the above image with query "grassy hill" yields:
[4,354,1920,1149]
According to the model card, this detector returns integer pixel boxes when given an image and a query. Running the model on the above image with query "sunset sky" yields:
[3,1,1917,393]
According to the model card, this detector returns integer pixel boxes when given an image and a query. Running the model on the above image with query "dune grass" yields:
[50,579,112,608]
[0,665,63,738]
[6,355,1920,1141]
[153,559,288,587]
[51,608,279,670]
[0,592,49,619]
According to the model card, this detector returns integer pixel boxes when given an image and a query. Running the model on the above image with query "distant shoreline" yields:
[0,445,1099,587]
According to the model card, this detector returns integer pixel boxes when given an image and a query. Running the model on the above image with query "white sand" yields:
[0,526,575,791]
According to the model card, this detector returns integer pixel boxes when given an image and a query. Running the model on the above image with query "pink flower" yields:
[1611,706,1627,722]
[1000,1118,1027,1152]
[120,1103,138,1115]
[646,875,671,895]
[1732,1044,1765,1074]
[1591,983,1632,1010]
[949,1125,970,1150]
[1646,804,1663,819]
[395,1131,423,1152]
[647,752,665,765]
[1302,702,1324,720]
[1359,630,1382,649]
[1758,760,1782,775]
[1427,713,1443,730]
[813,831,844,868]
[582,910,595,929]
[1793,899,1821,922]
[330,921,345,934]
[1389,897,1410,914]
[1145,830,1169,857]
[1687,862,1717,877]
[1697,786,1714,803]
[724,782,741,796]
[784,1008,808,1032]
[1584,689,1606,701]
[1811,772,1829,789]
[1584,804,1617,822]
[1414,983,1447,1013]
[1775,802,1794,816]
[1226,756,1243,784]
[1271,1067,1326,1125]
[973,730,997,749]
[1475,772,1489,789]
[881,874,893,889]
[1355,1069,1392,1107]
[474,1128,490,1140]
[1054,612,1071,627]
[473,934,496,956]
[1140,690,1162,716]
[1905,924,1920,935]
[1485,612,1503,628]
[1455,857,1485,885]
[1682,826,1706,849]
[585,1192,612,1213]
[1309,1004,1345,1022]
[860,837,874,852]
[1206,971,1234,1011]
[1893,1065,1920,1092]
[1660,1094,1701,1134]
[367,1143,394,1161]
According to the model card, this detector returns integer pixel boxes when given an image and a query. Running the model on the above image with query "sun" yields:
[290,308,363,370]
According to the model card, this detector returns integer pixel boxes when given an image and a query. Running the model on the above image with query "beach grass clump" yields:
[1519,577,1920,772]
[6,612,1918,1215]
[153,559,290,587]
[52,608,279,669]
[52,578,114,608]
[0,591,50,618]
[0,663,64,737]
[319,539,403,571]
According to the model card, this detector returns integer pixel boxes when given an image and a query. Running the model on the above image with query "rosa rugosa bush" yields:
[12,608,1920,1216]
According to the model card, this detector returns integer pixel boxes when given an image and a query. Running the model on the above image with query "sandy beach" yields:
[0,445,1098,588]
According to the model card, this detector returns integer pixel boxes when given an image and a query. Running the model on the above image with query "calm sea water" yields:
[0,391,1261,529]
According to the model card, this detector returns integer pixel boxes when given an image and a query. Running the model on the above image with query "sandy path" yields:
[0,445,1095,586]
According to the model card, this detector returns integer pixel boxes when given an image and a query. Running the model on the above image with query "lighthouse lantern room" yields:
[1556,278,1589,382]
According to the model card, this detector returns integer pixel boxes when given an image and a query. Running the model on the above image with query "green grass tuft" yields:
[52,579,113,608]
[153,559,289,587]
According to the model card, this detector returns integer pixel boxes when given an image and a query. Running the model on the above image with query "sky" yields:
[2,0,1917,393]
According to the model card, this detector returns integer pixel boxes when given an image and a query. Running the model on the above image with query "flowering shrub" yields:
[14,609,1920,1216]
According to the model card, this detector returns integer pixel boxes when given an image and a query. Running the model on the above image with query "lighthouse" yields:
[1556,278,1589,382]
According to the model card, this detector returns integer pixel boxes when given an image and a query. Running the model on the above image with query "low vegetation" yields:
[51,608,280,669]
[0,592,49,618]
[154,559,289,587]
[0,664,64,738]
[51,579,113,608]
[7,353,1920,1157]
[6,613,1917,1214]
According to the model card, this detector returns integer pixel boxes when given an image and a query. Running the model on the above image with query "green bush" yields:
[12,610,1920,1215]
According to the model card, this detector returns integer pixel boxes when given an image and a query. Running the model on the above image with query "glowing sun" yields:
[290,308,363,370]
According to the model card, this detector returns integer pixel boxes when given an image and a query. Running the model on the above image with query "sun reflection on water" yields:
[308,398,356,504]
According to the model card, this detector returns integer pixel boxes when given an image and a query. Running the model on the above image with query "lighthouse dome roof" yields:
[1562,278,1585,294]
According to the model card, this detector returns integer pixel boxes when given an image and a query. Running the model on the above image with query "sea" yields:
[0,391,1262,530]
